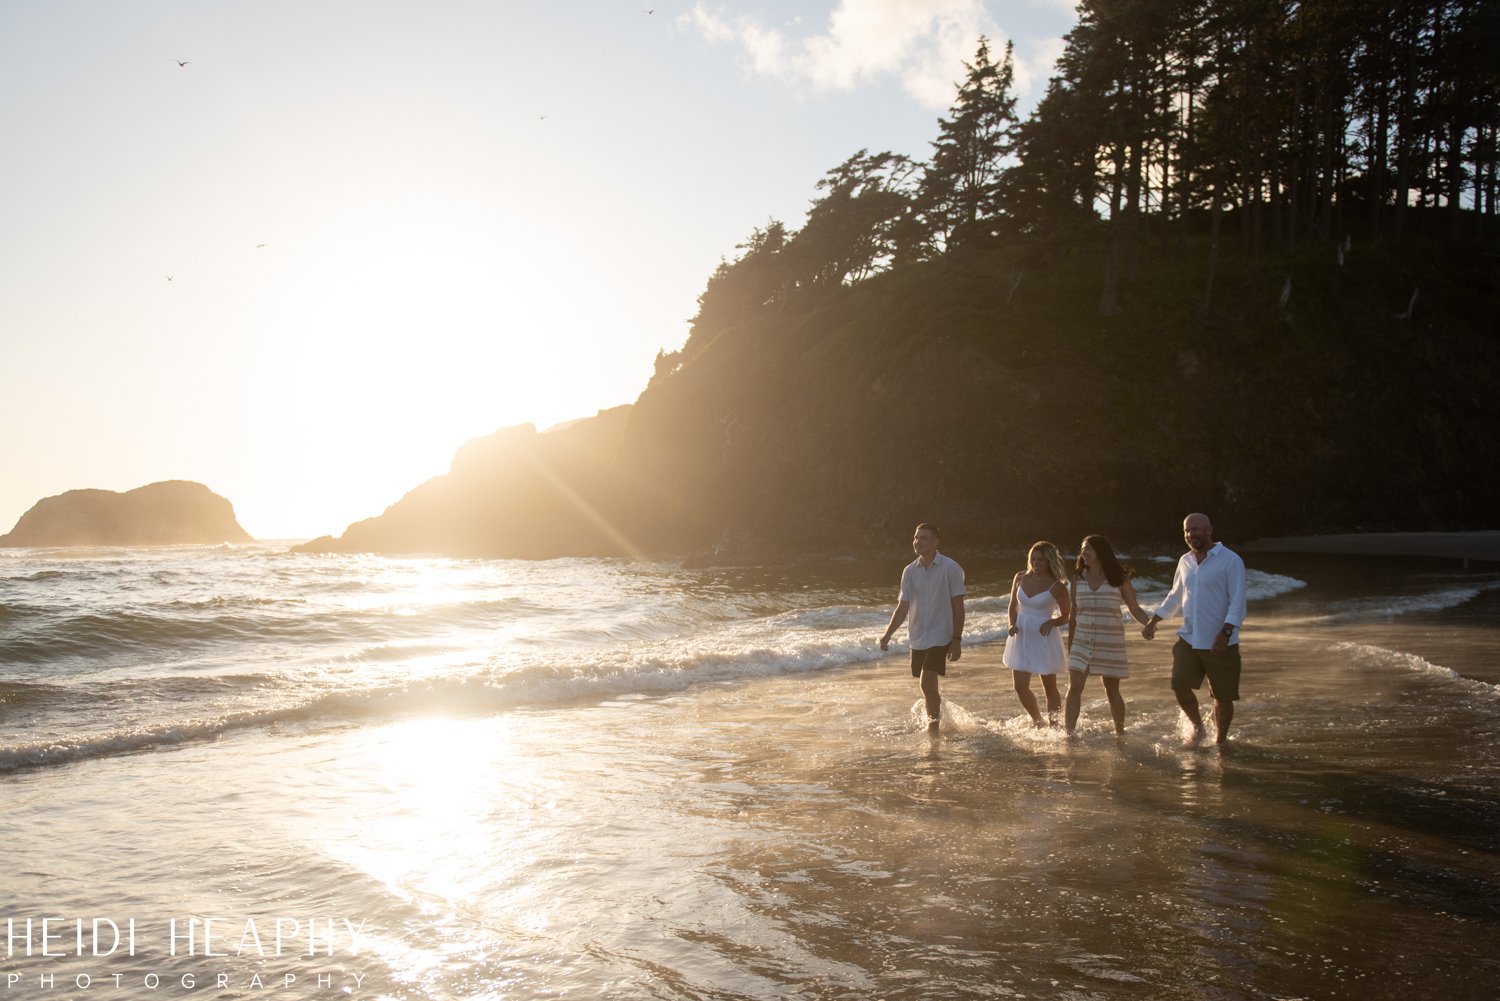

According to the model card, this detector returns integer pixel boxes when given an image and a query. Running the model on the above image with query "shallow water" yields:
[2,545,1497,999]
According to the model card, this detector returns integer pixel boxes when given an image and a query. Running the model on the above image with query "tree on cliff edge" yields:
[919,36,1020,250]
[787,149,921,286]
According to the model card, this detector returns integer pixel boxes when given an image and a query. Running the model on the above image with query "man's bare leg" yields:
[1175,687,1207,747]
[921,670,942,732]
[1213,698,1234,745]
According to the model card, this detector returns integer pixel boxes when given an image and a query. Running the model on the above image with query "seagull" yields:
[256,243,267,249]
[176,60,189,67]
[165,275,174,282]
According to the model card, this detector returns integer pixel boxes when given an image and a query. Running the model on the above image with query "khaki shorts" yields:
[1171,638,1241,701]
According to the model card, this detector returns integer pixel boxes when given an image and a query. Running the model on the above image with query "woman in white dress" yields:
[1002,541,1071,727]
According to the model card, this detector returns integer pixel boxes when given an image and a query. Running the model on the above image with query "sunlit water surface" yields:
[2,545,1497,999]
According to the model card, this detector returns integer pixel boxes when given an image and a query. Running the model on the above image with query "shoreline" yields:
[8,529,1500,567]
[1241,530,1500,562]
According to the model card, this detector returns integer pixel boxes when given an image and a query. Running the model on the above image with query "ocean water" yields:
[2,543,1497,1000]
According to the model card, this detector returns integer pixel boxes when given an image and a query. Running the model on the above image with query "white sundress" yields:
[1003,583,1068,675]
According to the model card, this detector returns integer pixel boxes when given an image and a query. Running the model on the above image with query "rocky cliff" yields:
[0,481,254,548]
[294,235,1500,560]
[295,409,634,557]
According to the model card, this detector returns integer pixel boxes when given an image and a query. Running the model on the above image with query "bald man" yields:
[1143,513,1247,747]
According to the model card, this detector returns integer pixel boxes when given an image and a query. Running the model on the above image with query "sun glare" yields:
[328,717,520,904]
[248,218,602,535]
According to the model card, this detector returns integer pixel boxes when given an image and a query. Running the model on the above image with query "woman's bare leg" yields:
[1040,674,1062,726]
[1064,669,1087,734]
[1013,671,1043,725]
[1103,676,1125,734]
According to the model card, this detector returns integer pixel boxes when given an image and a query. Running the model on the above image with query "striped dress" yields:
[1068,579,1130,678]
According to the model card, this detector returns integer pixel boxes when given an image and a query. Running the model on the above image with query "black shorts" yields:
[1171,637,1241,701]
[910,645,950,677]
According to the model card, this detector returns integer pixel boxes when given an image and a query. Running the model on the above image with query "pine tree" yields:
[919,37,1020,249]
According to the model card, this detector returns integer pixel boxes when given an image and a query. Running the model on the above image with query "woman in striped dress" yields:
[1065,535,1152,735]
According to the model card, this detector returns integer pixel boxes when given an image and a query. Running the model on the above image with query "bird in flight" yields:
[165,275,174,282]
[256,243,267,249]
[176,60,189,67]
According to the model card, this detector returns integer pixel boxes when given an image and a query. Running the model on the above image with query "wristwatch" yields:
[1220,624,1235,637]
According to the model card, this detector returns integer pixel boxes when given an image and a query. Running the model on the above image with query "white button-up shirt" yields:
[1153,543,1246,649]
[899,552,966,650]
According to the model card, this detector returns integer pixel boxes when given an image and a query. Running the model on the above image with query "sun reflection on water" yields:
[320,716,535,905]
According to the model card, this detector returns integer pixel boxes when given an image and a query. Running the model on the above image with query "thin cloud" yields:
[681,0,1058,109]
[1017,34,1067,93]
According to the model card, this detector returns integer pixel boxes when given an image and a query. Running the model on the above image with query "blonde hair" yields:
[1026,541,1066,581]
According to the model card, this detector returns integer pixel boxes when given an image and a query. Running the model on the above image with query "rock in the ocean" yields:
[0,480,254,547]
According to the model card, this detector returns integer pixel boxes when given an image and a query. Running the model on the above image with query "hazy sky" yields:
[1,1,1076,540]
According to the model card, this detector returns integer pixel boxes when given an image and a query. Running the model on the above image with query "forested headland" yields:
[299,0,1500,560]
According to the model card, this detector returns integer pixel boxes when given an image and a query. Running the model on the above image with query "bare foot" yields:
[927,718,941,734]
[1182,728,1207,750]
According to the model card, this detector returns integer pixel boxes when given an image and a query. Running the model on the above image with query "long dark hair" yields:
[1075,534,1132,587]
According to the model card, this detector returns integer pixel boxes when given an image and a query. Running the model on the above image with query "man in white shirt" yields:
[880,523,966,733]
[1143,513,1247,747]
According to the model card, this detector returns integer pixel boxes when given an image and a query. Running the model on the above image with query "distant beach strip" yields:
[1243,531,1500,563]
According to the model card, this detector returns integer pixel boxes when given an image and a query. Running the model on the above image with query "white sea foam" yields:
[1246,569,1308,601]
[0,704,302,771]
[1320,583,1496,621]
[4,545,1490,778]
[1126,568,1306,608]
[0,595,1015,771]
[1332,641,1500,697]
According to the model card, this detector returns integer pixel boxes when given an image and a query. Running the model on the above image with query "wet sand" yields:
[618,617,1500,1000]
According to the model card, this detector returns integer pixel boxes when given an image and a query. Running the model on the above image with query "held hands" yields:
[1141,620,1158,640]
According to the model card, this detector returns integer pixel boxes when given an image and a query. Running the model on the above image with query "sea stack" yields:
[0,480,254,547]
